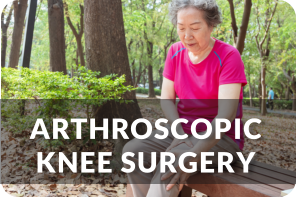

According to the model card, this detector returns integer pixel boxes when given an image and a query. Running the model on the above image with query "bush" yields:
[1,67,135,148]
[274,100,292,110]
[135,88,161,96]
[243,98,293,110]
[1,67,134,100]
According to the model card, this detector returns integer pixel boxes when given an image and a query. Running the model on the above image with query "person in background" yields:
[268,87,274,110]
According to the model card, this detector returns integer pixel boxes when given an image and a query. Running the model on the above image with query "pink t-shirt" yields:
[163,39,247,150]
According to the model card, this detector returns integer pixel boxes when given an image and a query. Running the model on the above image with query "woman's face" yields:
[177,7,213,54]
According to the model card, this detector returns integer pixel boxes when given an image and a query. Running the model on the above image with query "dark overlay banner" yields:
[1,99,295,185]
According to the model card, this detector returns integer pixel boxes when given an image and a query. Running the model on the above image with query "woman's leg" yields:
[146,135,197,197]
[146,134,241,197]
[123,125,241,197]
[122,126,174,197]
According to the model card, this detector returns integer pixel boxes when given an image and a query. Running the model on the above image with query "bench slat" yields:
[127,160,296,197]
[184,160,296,197]
[230,166,295,190]
[250,160,296,177]
[233,161,295,184]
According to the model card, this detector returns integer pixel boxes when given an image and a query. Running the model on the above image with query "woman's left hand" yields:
[160,149,195,192]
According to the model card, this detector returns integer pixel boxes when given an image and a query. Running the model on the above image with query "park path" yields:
[135,94,296,117]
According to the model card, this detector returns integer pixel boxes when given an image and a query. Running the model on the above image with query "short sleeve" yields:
[219,49,247,87]
[163,45,175,82]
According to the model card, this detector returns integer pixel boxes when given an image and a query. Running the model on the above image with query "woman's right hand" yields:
[166,137,193,152]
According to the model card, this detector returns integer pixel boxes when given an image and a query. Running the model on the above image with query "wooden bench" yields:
[126,160,296,197]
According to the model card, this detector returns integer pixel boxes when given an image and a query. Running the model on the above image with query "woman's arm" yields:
[161,83,243,191]
[160,77,193,149]
[160,77,183,135]
[190,83,242,159]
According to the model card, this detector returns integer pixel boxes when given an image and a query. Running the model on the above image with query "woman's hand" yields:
[166,137,193,152]
[160,149,195,191]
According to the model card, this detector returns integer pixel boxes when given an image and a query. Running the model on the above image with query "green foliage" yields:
[1,67,134,99]
[3,0,295,102]
[1,100,38,134]
[243,98,293,110]
[135,87,161,96]
[1,66,135,133]
[30,0,50,70]
[1,67,135,149]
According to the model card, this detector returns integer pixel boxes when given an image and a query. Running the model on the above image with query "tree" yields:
[47,0,67,74]
[272,3,296,109]
[160,26,177,89]
[227,0,252,55]
[64,2,85,66]
[282,67,296,110]
[243,55,259,107]
[141,0,160,98]
[127,39,137,86]
[1,4,13,67]
[8,0,28,68]
[254,0,278,115]
[131,0,169,97]
[84,0,146,166]
[133,41,147,87]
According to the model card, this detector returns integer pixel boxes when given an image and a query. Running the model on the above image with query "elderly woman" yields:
[123,0,247,196]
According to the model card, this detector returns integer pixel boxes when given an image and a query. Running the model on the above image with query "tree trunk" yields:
[290,76,296,111]
[84,0,146,167]
[65,3,85,66]
[141,0,157,98]
[236,0,252,54]
[148,64,154,96]
[143,68,146,88]
[71,49,79,77]
[291,79,296,111]
[258,75,262,111]
[147,41,155,98]
[8,0,28,68]
[77,36,85,66]
[135,43,144,87]
[159,67,163,90]
[248,82,253,107]
[135,61,142,87]
[76,48,79,66]
[1,5,13,67]
[254,1,277,116]
[282,68,295,101]
[131,59,135,86]
[1,25,9,67]
[292,93,296,111]
[247,63,253,107]
[260,62,266,115]
[285,86,290,99]
[251,81,254,98]
[132,68,136,86]
[48,0,67,74]
[228,0,252,55]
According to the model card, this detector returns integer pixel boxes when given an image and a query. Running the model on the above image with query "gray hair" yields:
[168,0,222,27]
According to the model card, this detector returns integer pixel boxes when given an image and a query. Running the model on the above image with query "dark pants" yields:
[268,99,274,110]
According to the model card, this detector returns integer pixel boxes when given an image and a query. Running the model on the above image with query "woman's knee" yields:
[122,130,159,154]
[122,139,141,154]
